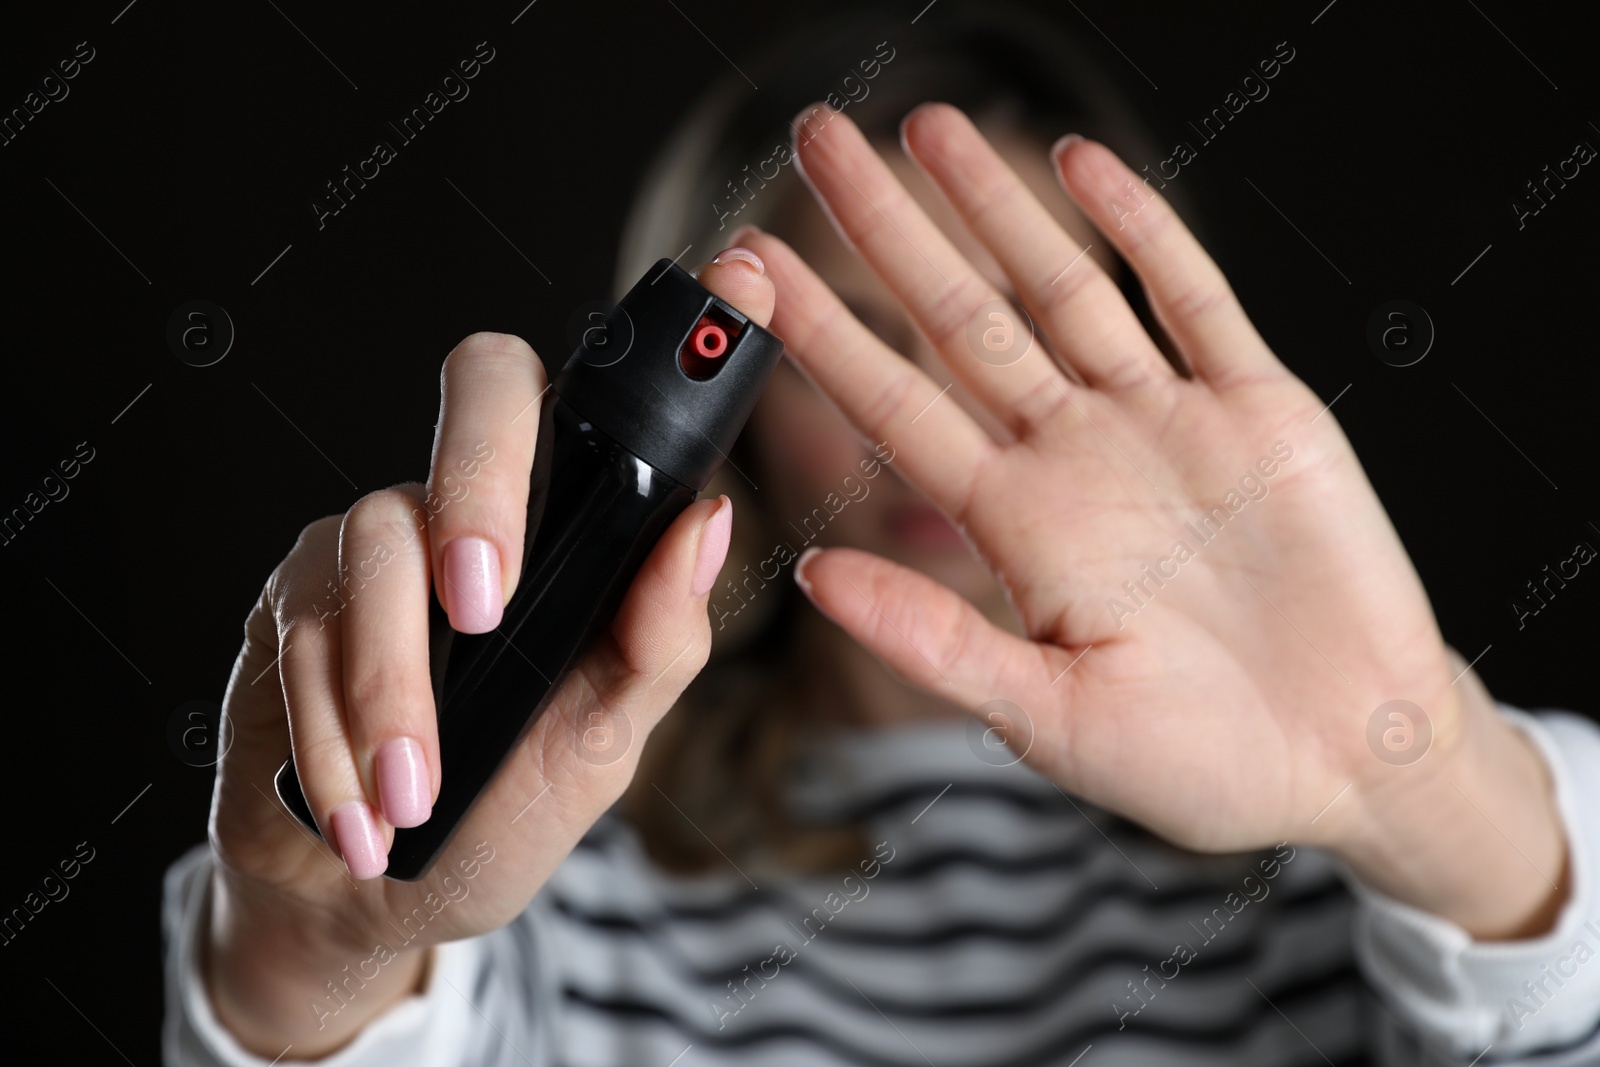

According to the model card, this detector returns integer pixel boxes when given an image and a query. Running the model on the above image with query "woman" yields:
[163,9,1600,1065]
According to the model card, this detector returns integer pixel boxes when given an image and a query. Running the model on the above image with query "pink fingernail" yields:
[375,737,431,828]
[711,247,765,275]
[444,536,502,633]
[691,497,733,597]
[794,546,822,596]
[330,801,387,880]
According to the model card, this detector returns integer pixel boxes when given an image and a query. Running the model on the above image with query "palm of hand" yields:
[969,371,1453,852]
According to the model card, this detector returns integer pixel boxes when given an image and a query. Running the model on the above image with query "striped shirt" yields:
[164,706,1600,1066]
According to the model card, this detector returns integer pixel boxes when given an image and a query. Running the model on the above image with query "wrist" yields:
[1326,661,1570,940]
[202,865,431,1058]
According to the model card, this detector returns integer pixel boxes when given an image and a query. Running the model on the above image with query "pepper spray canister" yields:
[274,259,785,879]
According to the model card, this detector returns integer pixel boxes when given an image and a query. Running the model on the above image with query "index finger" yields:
[426,331,546,633]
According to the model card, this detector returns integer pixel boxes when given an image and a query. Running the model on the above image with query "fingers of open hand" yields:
[899,103,1171,396]
[790,103,1068,437]
[428,332,545,634]
[1049,136,1282,388]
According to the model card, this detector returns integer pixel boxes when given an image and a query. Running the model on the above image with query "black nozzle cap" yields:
[552,259,785,491]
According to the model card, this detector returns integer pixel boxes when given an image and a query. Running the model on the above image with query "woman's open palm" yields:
[748,103,1461,855]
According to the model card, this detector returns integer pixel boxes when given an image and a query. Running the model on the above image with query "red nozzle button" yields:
[691,322,728,358]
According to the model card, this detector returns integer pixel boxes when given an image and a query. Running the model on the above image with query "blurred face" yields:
[748,126,1118,611]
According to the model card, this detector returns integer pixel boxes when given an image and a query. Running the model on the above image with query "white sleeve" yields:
[161,844,562,1067]
[1351,707,1600,1064]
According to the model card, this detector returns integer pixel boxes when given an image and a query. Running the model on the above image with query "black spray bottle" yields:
[274,259,785,879]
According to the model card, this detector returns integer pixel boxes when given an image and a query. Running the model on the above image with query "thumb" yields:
[695,238,775,328]
[792,545,1052,714]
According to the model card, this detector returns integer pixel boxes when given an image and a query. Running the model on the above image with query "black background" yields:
[2,0,1597,1060]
